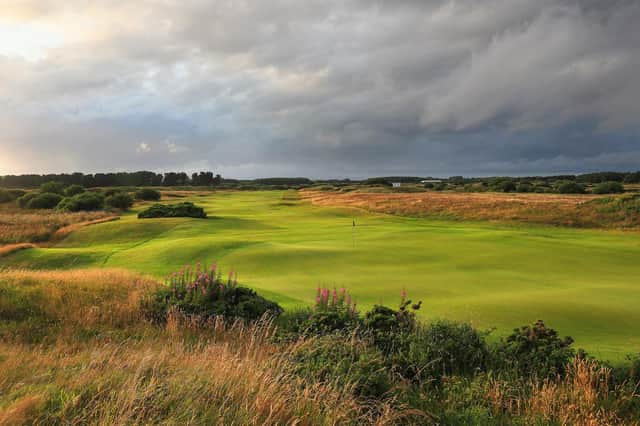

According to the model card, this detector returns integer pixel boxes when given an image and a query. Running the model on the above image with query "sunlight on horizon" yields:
[0,19,64,61]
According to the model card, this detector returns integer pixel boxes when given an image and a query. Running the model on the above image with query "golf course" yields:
[2,190,639,361]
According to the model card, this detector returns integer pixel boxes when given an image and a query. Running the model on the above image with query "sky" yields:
[0,0,639,179]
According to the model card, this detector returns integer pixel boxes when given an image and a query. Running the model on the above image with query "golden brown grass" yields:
[0,206,114,245]
[0,269,411,425]
[484,358,639,425]
[302,189,640,228]
[0,243,36,258]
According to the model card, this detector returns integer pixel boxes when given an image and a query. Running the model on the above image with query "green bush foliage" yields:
[26,193,64,209]
[363,294,421,354]
[138,202,207,219]
[64,184,85,197]
[16,192,38,208]
[39,181,66,195]
[394,321,489,382]
[297,287,360,334]
[57,192,105,211]
[556,181,586,194]
[593,181,625,194]
[516,183,533,193]
[105,192,133,210]
[491,178,517,193]
[291,335,392,398]
[143,262,282,323]
[135,188,161,201]
[0,189,15,203]
[496,319,575,378]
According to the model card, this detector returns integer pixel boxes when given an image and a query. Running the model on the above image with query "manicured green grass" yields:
[2,190,639,360]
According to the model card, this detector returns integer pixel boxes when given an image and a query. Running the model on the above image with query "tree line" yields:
[0,171,222,188]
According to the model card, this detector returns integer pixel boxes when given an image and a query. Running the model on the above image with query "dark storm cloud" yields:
[0,0,638,176]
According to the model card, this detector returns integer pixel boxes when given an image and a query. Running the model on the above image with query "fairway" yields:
[3,190,639,360]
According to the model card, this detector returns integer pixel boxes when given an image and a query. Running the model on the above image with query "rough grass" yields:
[2,191,640,360]
[0,269,408,425]
[0,205,114,245]
[1,269,637,424]
[302,190,640,228]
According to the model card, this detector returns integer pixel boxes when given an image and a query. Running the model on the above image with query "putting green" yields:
[3,190,639,360]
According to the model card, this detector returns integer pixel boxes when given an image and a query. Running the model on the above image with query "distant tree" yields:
[26,193,63,209]
[593,181,625,194]
[105,192,134,210]
[39,181,66,195]
[135,188,161,201]
[556,181,586,194]
[64,184,85,197]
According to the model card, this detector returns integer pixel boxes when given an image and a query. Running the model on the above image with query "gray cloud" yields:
[0,0,638,177]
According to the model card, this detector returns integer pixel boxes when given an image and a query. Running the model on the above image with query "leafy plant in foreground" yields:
[143,262,282,322]
[495,319,575,378]
[300,287,360,334]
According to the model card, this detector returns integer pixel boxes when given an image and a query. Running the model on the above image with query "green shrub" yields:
[556,181,586,194]
[593,181,625,194]
[0,189,15,203]
[491,179,516,193]
[390,320,489,383]
[363,295,421,355]
[291,288,360,335]
[57,192,104,211]
[26,193,63,209]
[495,320,575,378]
[138,202,206,219]
[135,188,161,201]
[105,192,133,210]
[8,189,26,199]
[143,263,282,323]
[64,184,85,197]
[290,335,392,398]
[516,183,533,193]
[16,192,38,208]
[39,181,66,195]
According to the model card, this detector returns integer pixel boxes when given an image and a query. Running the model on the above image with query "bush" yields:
[39,181,66,195]
[593,181,625,194]
[492,179,516,193]
[138,202,206,219]
[135,188,161,201]
[7,189,26,199]
[363,294,421,354]
[26,193,63,209]
[556,181,586,194]
[16,192,38,208]
[391,320,489,383]
[57,192,104,211]
[291,335,392,398]
[495,320,575,378]
[298,287,360,334]
[64,184,85,197]
[516,183,533,193]
[142,263,282,323]
[0,189,15,203]
[105,192,133,210]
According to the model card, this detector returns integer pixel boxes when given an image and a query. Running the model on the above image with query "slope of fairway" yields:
[2,190,639,360]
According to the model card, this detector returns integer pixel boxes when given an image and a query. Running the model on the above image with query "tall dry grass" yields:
[302,190,640,228]
[0,206,114,245]
[0,269,411,425]
[485,358,639,425]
